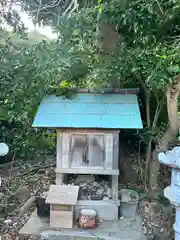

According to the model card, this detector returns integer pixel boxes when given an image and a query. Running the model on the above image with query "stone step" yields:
[19,210,146,240]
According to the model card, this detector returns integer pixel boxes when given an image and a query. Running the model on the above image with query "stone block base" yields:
[75,200,119,221]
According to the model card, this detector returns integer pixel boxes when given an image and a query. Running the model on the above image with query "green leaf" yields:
[98,5,102,13]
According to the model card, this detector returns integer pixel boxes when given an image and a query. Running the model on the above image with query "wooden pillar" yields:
[112,132,119,203]
[112,175,119,202]
[113,132,119,169]
[105,133,113,169]
[62,132,70,168]
[56,131,63,185]
[56,173,64,185]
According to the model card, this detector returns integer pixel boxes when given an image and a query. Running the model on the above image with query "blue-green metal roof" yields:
[32,93,143,129]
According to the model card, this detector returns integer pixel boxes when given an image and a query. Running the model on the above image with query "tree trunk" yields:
[148,99,164,190]
[98,20,120,55]
[150,76,180,191]
[136,74,153,189]
[149,149,160,191]
[145,98,164,189]
[158,76,180,151]
[145,139,152,189]
[146,94,151,127]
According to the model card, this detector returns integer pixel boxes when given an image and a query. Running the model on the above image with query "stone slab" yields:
[19,210,147,240]
[77,200,120,205]
[56,168,119,175]
[75,200,119,221]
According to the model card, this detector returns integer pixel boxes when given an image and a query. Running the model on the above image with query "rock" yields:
[106,187,112,198]
[97,186,105,195]
[4,219,13,225]
[79,183,87,188]
[144,206,150,214]
[142,225,148,235]
[13,222,18,227]
[93,182,98,187]
[160,228,164,233]
[91,194,103,200]
[79,195,88,200]
[78,180,112,200]
[103,196,110,200]
[0,193,4,198]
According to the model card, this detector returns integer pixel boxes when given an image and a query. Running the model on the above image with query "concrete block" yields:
[75,200,119,221]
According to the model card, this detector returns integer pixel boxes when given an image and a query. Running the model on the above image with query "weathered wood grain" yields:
[50,209,73,229]
[112,175,119,202]
[56,131,62,169]
[71,134,87,167]
[62,132,70,168]
[113,132,119,169]
[88,135,104,167]
[46,185,79,205]
[105,133,113,169]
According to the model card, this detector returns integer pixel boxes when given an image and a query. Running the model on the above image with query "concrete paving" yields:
[19,210,147,240]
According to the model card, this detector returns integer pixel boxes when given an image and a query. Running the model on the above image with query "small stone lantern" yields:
[158,146,180,240]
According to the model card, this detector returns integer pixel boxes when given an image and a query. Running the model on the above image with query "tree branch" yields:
[152,98,164,128]
[63,0,79,17]
[135,74,151,127]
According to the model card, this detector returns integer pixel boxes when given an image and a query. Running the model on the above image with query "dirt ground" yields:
[0,157,174,240]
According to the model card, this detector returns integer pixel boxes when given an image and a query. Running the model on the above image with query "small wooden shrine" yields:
[32,89,143,222]
[46,185,79,229]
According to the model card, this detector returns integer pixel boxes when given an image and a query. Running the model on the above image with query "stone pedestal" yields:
[158,148,180,240]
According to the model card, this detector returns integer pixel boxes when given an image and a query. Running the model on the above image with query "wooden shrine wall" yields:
[56,129,119,171]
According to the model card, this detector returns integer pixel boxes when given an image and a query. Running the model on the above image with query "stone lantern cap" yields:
[158,146,180,169]
[0,143,9,156]
[158,146,180,204]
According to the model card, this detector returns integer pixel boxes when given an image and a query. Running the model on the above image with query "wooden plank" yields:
[50,210,73,228]
[56,173,64,185]
[71,134,87,167]
[60,129,120,134]
[56,131,64,184]
[46,185,79,205]
[62,132,70,168]
[51,204,72,211]
[105,133,113,169]
[113,133,119,169]
[56,167,119,175]
[56,131,62,169]
[112,175,119,202]
[88,135,104,167]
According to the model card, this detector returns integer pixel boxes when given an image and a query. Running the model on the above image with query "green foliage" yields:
[8,30,51,47]
[1,0,180,161]
[0,31,69,158]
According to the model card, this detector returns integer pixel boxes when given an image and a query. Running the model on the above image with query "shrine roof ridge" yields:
[75,88,139,94]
